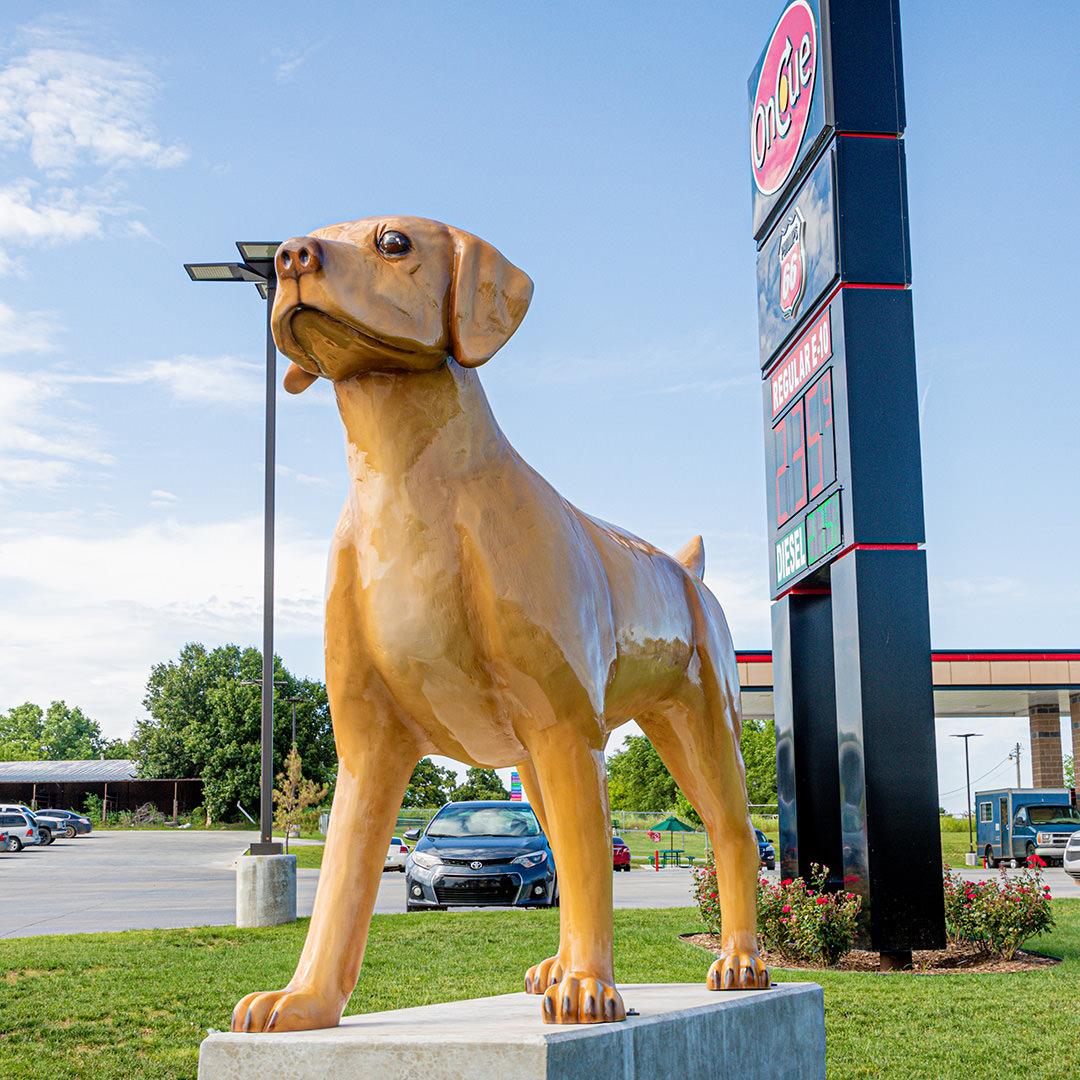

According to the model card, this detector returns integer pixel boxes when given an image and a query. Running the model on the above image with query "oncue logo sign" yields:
[750,0,818,197]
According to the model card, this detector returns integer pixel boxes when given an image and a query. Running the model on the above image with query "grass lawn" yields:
[0,900,1075,1080]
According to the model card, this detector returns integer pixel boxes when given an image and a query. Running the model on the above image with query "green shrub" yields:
[691,857,861,967]
[756,865,862,966]
[942,859,1055,959]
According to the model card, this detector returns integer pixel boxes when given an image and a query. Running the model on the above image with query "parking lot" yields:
[0,830,703,937]
[1,830,1075,938]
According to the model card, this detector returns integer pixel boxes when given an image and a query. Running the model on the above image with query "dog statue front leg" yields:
[232,728,418,1032]
[527,729,625,1024]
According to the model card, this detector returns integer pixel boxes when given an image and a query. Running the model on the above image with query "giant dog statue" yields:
[232,216,769,1032]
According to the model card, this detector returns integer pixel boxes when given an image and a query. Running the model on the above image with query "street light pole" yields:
[185,243,283,857]
[258,278,278,855]
[283,696,304,747]
[951,732,983,855]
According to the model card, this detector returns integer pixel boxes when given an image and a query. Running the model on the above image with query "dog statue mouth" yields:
[281,305,442,379]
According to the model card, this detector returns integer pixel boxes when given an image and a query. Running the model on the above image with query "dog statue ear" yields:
[447,226,533,368]
[283,362,319,394]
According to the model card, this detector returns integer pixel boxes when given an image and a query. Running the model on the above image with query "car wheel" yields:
[1025,842,1037,863]
[551,878,560,907]
[766,859,776,870]
[10,837,22,852]
[40,829,53,846]
[984,846,996,869]
[65,826,76,839]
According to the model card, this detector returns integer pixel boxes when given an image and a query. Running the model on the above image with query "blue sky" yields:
[0,2,1076,813]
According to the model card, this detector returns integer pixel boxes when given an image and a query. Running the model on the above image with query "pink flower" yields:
[782,905,790,913]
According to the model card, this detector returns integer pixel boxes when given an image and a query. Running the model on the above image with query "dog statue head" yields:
[271,215,534,393]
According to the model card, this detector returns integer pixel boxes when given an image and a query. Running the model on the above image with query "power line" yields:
[938,755,1011,798]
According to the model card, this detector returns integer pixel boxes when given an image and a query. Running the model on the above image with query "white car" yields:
[1064,831,1080,881]
[385,837,409,872]
[0,810,40,851]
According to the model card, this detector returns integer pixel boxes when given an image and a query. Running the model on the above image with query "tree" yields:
[606,720,778,817]
[606,735,678,811]
[273,746,328,855]
[451,767,509,801]
[0,700,115,760]
[402,757,456,808]
[739,717,778,806]
[131,643,335,823]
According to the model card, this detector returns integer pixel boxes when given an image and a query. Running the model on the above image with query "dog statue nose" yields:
[277,237,324,280]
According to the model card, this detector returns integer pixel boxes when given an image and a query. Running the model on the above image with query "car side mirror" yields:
[403,827,420,842]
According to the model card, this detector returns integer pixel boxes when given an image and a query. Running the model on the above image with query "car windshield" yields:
[427,804,541,838]
[1028,806,1080,826]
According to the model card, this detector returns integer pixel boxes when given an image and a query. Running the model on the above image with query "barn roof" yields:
[0,760,141,783]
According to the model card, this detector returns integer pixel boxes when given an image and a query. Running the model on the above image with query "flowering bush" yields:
[690,855,724,935]
[942,858,1055,959]
[757,865,862,966]
[691,857,861,966]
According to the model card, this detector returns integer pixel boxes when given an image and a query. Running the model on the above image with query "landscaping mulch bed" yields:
[682,933,1060,974]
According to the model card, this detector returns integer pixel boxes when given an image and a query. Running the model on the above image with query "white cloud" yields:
[273,40,329,84]
[0,36,186,246]
[0,180,105,245]
[78,355,265,407]
[0,369,112,495]
[0,47,186,175]
[0,299,63,355]
[276,463,333,487]
[0,514,327,738]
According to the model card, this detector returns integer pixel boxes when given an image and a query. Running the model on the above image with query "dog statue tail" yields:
[674,535,705,579]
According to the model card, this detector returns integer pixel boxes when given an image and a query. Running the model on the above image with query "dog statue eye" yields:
[377,230,411,256]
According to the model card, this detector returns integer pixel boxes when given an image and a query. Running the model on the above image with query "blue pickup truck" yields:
[976,788,1080,868]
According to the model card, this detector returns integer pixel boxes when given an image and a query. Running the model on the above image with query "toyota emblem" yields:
[470,860,484,870]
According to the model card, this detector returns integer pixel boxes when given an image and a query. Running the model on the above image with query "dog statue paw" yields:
[541,973,626,1024]
[706,950,771,991]
[525,954,564,994]
[232,986,342,1033]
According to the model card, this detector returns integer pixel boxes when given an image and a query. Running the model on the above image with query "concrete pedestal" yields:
[198,982,824,1080]
[236,853,296,928]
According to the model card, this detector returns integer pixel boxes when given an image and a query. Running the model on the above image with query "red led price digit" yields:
[805,370,835,499]
[775,417,791,526]
[790,400,807,515]
[773,401,809,528]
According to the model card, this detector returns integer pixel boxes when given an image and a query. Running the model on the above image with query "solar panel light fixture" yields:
[183,242,282,295]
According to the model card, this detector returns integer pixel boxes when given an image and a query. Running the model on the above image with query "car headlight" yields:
[512,851,548,868]
[409,850,442,869]
[1036,833,1051,845]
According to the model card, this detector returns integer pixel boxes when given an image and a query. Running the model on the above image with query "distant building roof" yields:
[0,760,140,783]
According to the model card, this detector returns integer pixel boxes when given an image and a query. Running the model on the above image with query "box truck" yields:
[975,788,1080,867]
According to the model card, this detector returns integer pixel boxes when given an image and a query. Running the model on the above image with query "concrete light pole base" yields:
[199,982,824,1080]
[237,853,297,928]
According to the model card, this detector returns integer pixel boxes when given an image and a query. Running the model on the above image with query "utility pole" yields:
[1009,742,1022,788]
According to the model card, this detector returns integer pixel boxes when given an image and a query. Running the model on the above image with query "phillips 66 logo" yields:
[778,208,805,319]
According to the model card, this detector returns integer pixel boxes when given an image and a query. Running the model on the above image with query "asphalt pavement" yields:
[0,830,1075,938]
